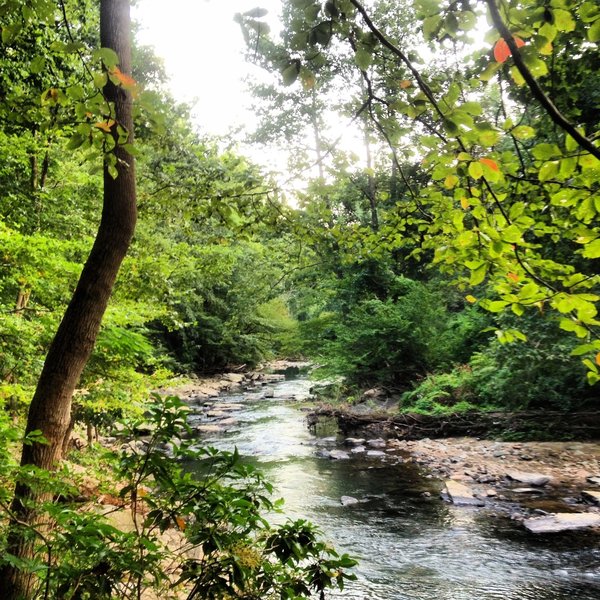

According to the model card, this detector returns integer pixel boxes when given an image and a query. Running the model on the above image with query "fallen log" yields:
[307,408,600,441]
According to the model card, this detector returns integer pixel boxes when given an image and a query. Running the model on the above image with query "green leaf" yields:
[468,161,483,180]
[511,125,536,140]
[581,238,600,258]
[552,8,576,32]
[354,48,372,70]
[281,63,300,86]
[93,47,120,68]
[588,18,600,42]
[532,143,561,160]
[30,56,46,74]
[539,160,559,181]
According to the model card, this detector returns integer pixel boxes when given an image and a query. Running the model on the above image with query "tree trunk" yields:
[0,2,136,597]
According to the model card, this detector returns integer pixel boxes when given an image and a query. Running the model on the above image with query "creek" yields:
[189,374,600,600]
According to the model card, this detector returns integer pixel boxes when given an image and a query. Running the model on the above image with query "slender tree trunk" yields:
[0,2,136,597]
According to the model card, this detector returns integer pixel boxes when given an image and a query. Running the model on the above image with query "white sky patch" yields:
[133,0,283,137]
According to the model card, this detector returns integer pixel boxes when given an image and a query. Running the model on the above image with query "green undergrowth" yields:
[0,394,357,599]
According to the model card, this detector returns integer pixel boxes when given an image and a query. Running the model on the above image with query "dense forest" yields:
[1,0,600,598]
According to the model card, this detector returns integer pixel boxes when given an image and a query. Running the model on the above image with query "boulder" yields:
[350,446,366,454]
[443,480,485,506]
[523,513,600,534]
[587,476,600,486]
[329,449,351,460]
[340,495,359,506]
[507,471,551,487]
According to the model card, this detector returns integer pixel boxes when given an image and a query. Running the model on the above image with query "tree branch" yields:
[485,0,600,161]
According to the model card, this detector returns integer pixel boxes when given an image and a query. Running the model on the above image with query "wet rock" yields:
[523,513,600,533]
[350,446,366,454]
[507,471,551,487]
[367,438,387,449]
[519,454,534,461]
[587,476,600,486]
[512,488,545,494]
[340,495,359,506]
[582,490,600,505]
[366,450,386,458]
[329,449,351,460]
[486,489,497,497]
[316,449,331,459]
[264,389,275,398]
[443,480,485,506]
[195,424,225,433]
[345,437,366,446]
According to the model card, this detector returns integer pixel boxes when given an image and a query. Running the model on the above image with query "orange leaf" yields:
[507,272,520,282]
[596,352,600,367]
[460,197,470,210]
[400,79,412,89]
[493,36,525,63]
[480,157,500,172]
[94,120,115,132]
[176,517,186,531]
[110,66,137,88]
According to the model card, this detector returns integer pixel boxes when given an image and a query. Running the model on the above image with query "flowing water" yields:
[189,375,600,600]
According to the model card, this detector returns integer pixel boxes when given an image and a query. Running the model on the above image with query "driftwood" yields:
[307,408,600,441]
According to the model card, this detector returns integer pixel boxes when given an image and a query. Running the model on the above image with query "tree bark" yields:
[1,2,136,597]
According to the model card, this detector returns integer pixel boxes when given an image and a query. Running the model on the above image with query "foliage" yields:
[0,395,356,599]
[239,0,600,385]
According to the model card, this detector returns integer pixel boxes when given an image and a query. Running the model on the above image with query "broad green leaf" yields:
[532,143,561,160]
[511,125,536,140]
[354,48,372,70]
[281,63,300,86]
[581,238,600,258]
[468,161,483,180]
[589,19,600,42]
[539,160,559,181]
[552,8,576,32]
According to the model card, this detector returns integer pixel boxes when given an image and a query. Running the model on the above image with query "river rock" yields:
[512,488,545,494]
[366,450,386,458]
[329,449,351,460]
[340,495,359,506]
[350,446,366,454]
[444,480,485,506]
[587,476,600,486]
[582,490,600,505]
[367,438,387,449]
[316,449,331,459]
[523,513,600,534]
[217,403,244,411]
[345,437,366,446]
[222,373,245,384]
[507,471,551,487]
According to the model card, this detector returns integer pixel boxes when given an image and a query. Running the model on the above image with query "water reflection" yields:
[192,378,600,600]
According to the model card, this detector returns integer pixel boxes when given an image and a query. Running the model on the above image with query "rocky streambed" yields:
[168,369,600,535]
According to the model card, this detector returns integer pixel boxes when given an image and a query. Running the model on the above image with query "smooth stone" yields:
[587,476,600,485]
[340,495,359,506]
[507,471,551,487]
[524,513,600,534]
[350,446,366,454]
[444,480,485,506]
[329,450,351,460]
[512,487,545,494]
[316,449,331,459]
[582,490,600,505]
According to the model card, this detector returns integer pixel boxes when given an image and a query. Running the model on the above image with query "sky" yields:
[133,0,283,138]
